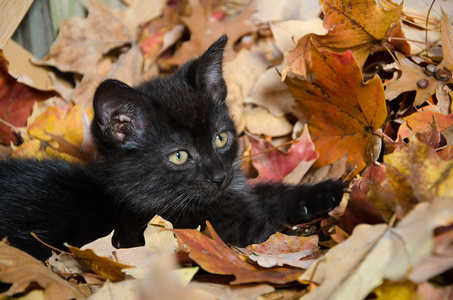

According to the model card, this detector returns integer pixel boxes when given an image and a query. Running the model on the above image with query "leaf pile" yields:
[1,0,453,299]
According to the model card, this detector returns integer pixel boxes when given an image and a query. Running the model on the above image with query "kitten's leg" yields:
[253,180,347,225]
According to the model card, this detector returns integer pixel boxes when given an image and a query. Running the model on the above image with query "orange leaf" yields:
[283,0,402,78]
[172,222,304,285]
[285,44,387,175]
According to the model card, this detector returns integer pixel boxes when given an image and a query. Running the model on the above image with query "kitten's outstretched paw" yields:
[302,180,347,221]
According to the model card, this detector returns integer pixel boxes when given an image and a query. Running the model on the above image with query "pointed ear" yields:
[91,79,148,149]
[188,35,228,102]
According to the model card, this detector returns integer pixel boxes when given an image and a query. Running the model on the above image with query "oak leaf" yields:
[300,197,453,300]
[0,242,88,299]
[285,44,387,175]
[172,222,304,285]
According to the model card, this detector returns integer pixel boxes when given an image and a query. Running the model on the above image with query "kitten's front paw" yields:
[301,180,347,221]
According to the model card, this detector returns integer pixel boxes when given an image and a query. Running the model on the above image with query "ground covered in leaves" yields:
[1,0,453,299]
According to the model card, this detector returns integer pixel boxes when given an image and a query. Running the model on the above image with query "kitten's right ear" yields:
[91,79,147,149]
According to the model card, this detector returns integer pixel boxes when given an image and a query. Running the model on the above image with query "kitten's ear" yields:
[189,35,228,102]
[91,79,147,149]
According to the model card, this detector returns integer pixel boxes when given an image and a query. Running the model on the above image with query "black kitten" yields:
[0,36,346,260]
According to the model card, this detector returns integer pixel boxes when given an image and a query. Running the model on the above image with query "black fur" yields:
[0,36,346,260]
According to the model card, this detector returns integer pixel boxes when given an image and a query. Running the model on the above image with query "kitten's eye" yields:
[168,151,189,165]
[215,132,228,148]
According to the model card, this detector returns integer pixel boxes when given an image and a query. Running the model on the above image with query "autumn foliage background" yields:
[1,0,453,299]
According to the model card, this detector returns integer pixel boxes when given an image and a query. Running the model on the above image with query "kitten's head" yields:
[91,36,241,215]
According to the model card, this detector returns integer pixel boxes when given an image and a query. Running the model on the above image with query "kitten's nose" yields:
[208,174,226,187]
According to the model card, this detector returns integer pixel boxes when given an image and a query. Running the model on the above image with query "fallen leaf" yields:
[244,106,293,137]
[285,44,387,175]
[339,163,386,234]
[36,0,134,75]
[0,51,57,145]
[369,138,453,220]
[173,222,304,285]
[223,49,272,131]
[67,245,132,282]
[384,53,441,106]
[0,242,88,300]
[299,197,453,300]
[12,104,94,162]
[247,125,319,184]
[163,0,255,67]
[283,0,402,79]
[241,233,318,269]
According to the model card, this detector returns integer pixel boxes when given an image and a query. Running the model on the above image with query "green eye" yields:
[168,151,189,165]
[215,132,228,148]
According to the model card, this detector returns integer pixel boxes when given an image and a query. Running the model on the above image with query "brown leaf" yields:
[172,222,304,285]
[67,245,132,282]
[384,53,441,106]
[0,242,88,299]
[163,0,255,67]
[37,0,134,75]
[241,233,319,269]
[300,197,453,300]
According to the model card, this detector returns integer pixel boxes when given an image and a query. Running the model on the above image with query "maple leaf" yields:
[285,43,387,175]
[300,197,453,300]
[172,222,304,285]
[0,51,57,145]
[369,138,453,220]
[37,0,134,75]
[247,125,319,184]
[384,53,442,106]
[283,0,403,79]
[0,242,88,299]
[163,0,255,67]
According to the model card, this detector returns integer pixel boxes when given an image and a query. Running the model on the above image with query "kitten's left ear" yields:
[189,35,228,102]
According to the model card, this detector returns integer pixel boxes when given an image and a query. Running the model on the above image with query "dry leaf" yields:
[283,0,402,79]
[241,233,318,269]
[0,242,88,300]
[173,222,304,285]
[299,197,453,300]
[37,0,134,75]
[369,139,453,220]
[163,0,255,67]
